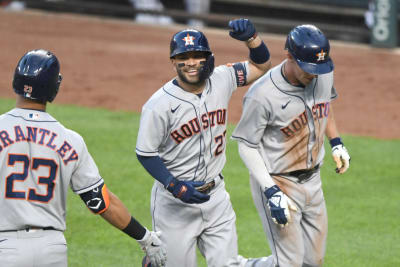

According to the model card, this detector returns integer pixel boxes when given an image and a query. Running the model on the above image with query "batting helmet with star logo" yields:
[285,25,334,75]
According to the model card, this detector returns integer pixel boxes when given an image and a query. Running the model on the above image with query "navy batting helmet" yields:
[170,29,212,58]
[13,49,62,103]
[285,25,334,75]
[170,29,214,80]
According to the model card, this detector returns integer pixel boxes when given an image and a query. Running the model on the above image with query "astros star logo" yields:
[316,49,326,61]
[182,33,195,46]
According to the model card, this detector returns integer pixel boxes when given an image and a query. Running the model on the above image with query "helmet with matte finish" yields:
[13,49,62,102]
[285,25,334,75]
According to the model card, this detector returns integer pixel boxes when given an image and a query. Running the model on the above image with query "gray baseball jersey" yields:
[232,61,336,266]
[0,108,103,231]
[136,64,248,181]
[232,60,336,173]
[136,63,250,267]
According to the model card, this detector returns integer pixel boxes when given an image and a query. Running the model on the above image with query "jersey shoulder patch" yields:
[229,62,247,87]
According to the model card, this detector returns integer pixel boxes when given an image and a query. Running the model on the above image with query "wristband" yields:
[247,32,258,43]
[329,137,343,148]
[122,216,147,240]
[249,41,270,64]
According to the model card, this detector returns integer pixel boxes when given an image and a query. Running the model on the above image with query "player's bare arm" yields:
[325,104,351,174]
[228,18,272,85]
[80,184,167,266]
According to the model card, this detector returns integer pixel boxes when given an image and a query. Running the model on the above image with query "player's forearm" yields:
[246,35,271,83]
[100,190,147,240]
[238,141,275,189]
[325,106,340,140]
[101,190,134,229]
[136,154,174,187]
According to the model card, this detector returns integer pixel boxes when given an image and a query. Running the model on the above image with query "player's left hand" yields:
[138,230,167,267]
[331,144,350,174]
[264,185,297,228]
[228,18,257,41]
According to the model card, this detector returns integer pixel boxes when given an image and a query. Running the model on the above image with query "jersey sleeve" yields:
[136,106,166,157]
[70,135,103,194]
[231,96,269,148]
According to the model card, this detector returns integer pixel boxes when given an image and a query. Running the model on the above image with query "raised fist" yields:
[228,18,257,41]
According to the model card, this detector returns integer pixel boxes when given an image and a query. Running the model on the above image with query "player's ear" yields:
[170,58,177,67]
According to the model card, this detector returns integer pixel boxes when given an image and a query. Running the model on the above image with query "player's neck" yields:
[15,96,47,111]
[176,78,206,95]
[282,62,302,87]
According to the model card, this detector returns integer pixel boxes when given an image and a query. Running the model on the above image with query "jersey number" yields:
[214,130,227,156]
[5,154,58,203]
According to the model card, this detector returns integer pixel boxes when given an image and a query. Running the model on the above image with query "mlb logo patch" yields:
[29,113,40,120]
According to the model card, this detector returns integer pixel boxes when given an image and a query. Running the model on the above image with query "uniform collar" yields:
[271,60,316,95]
[7,108,57,122]
[164,79,210,103]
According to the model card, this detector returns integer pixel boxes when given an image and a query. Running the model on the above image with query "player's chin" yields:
[185,74,201,84]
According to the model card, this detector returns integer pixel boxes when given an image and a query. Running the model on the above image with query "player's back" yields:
[0,108,87,231]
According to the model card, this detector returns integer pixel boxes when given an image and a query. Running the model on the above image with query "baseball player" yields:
[0,49,166,267]
[231,25,351,266]
[135,19,271,267]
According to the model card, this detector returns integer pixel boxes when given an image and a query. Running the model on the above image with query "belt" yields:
[271,164,320,183]
[0,227,56,233]
[196,174,223,194]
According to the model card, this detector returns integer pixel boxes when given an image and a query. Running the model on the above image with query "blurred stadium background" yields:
[1,0,399,46]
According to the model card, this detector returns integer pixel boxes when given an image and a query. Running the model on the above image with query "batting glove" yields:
[228,18,257,42]
[138,230,167,267]
[166,178,210,204]
[264,185,297,228]
[330,137,351,174]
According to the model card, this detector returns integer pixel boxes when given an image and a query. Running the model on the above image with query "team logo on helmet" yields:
[182,33,195,46]
[23,85,33,97]
[316,49,326,61]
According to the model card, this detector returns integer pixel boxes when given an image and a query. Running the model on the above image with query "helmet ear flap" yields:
[199,53,214,81]
[48,74,62,103]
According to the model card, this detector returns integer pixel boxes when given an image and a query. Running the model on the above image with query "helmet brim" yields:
[296,58,334,75]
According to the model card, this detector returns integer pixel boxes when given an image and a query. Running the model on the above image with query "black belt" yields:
[271,164,320,183]
[196,174,223,194]
[0,227,57,233]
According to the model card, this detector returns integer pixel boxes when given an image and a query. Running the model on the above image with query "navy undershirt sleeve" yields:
[136,154,174,187]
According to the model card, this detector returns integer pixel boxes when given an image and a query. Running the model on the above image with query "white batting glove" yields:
[330,138,350,174]
[264,185,297,228]
[137,230,167,267]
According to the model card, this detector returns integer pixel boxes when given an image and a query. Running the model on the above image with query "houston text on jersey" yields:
[171,109,226,144]
[280,102,330,138]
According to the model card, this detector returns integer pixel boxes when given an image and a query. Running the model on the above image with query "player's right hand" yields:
[331,144,350,174]
[138,230,167,267]
[264,185,297,227]
[166,178,210,204]
[228,18,257,42]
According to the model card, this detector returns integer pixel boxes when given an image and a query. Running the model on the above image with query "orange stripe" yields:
[98,184,110,214]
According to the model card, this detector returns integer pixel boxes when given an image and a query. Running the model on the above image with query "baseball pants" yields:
[250,171,328,267]
[151,178,247,267]
[0,228,67,267]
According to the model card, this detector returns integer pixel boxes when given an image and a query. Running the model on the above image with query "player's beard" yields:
[176,61,206,86]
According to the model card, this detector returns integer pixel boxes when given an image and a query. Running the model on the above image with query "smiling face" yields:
[171,51,208,89]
